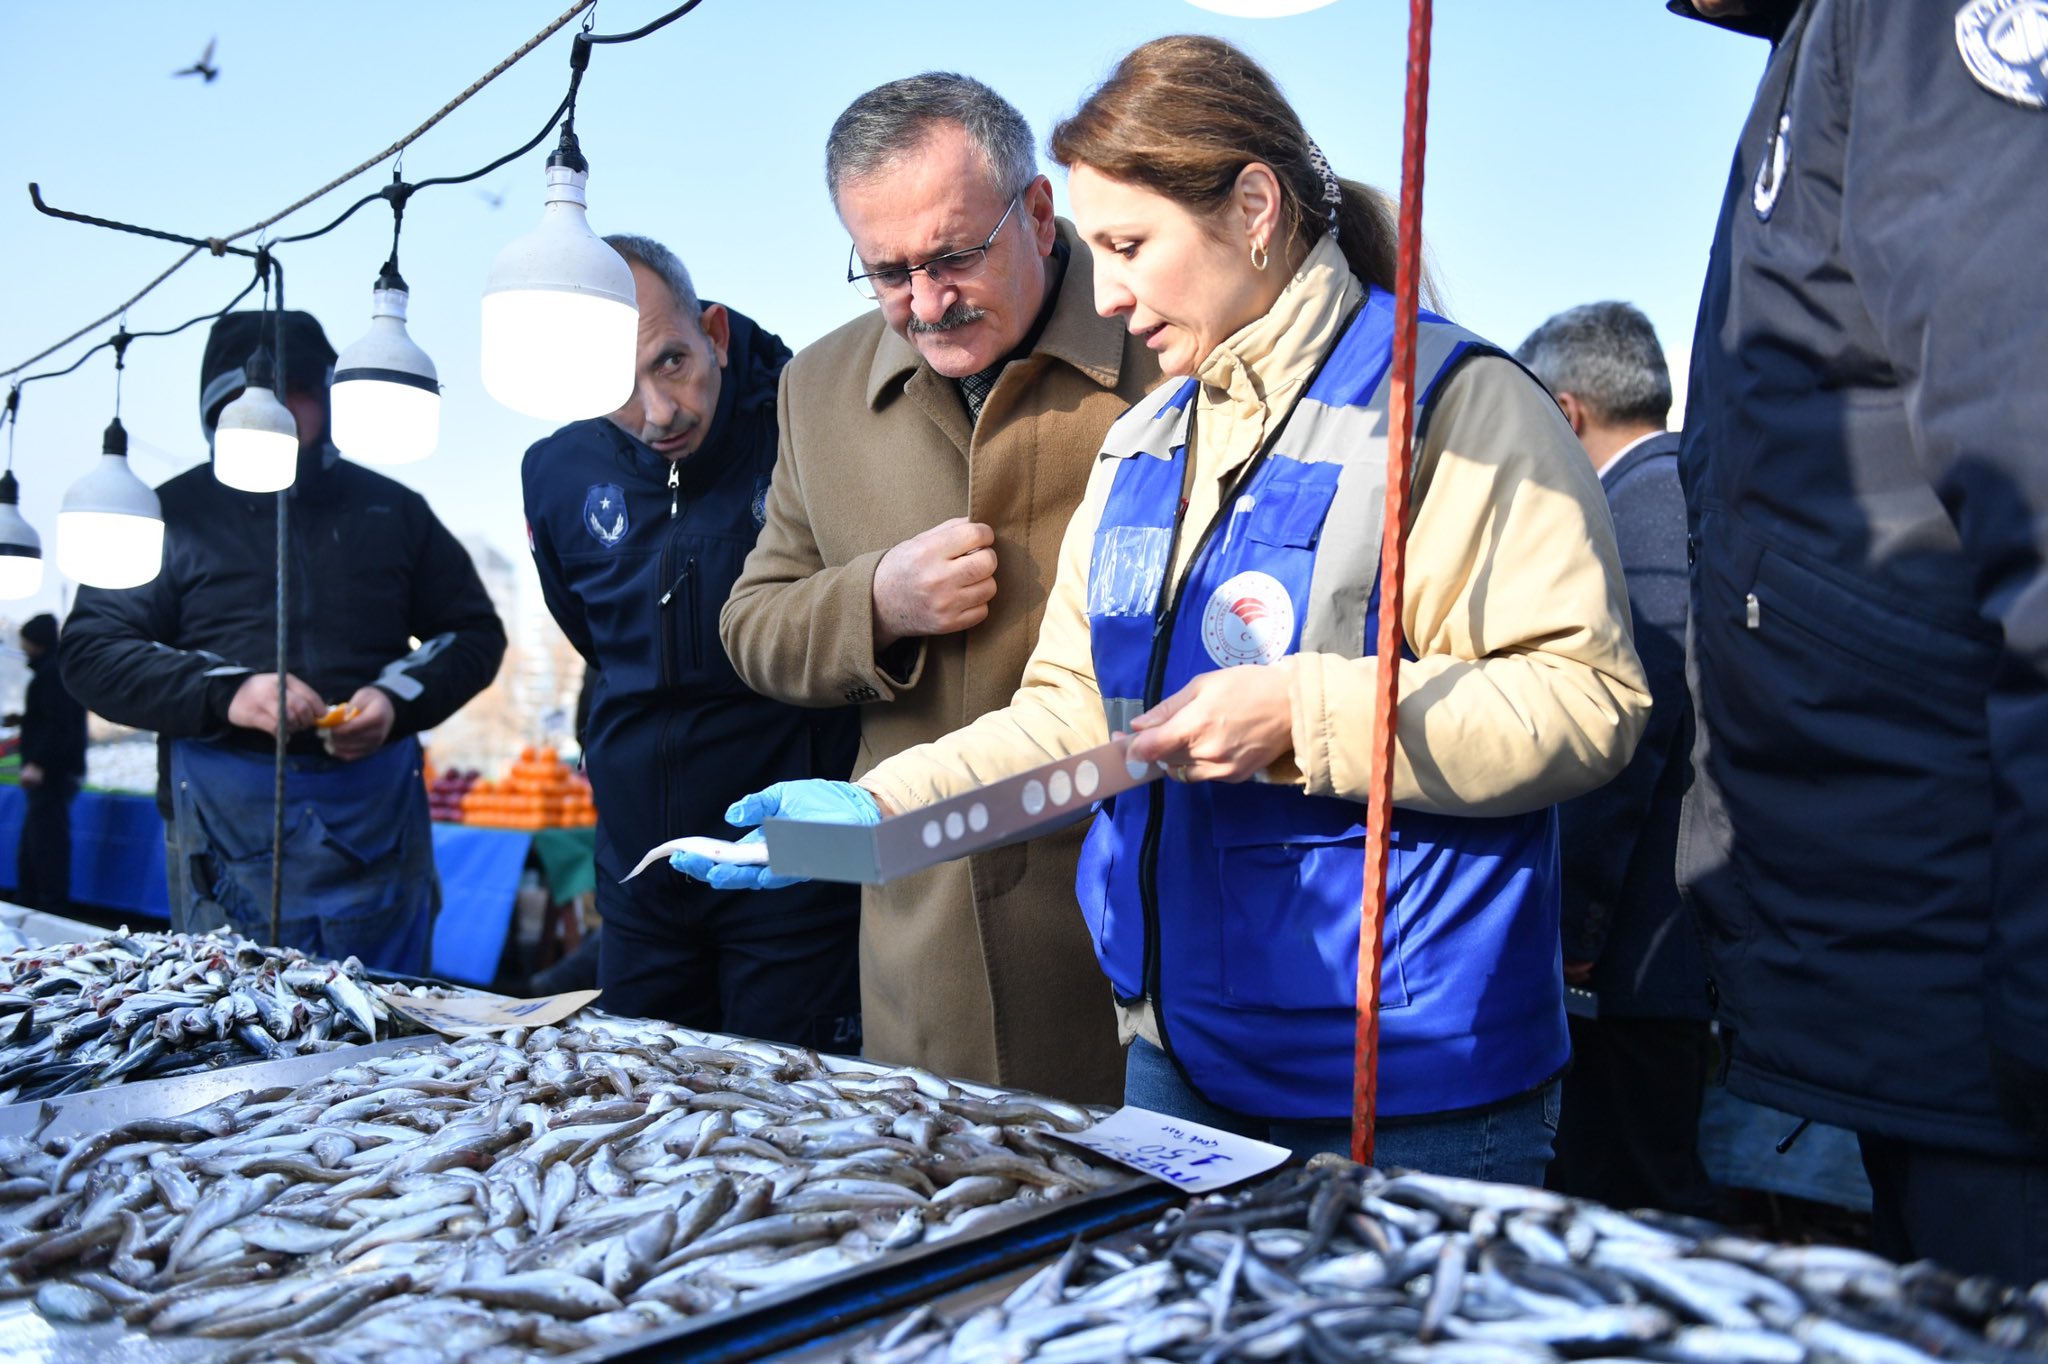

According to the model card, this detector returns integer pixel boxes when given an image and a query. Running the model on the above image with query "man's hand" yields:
[228,672,324,737]
[323,687,395,762]
[872,517,998,649]
[18,762,42,791]
[1125,663,1296,784]
[1564,959,1596,988]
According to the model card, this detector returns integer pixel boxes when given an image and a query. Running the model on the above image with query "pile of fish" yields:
[0,1018,1119,1360]
[0,930,413,1103]
[855,1163,2048,1363]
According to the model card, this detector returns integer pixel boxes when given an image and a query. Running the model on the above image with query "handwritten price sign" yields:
[1060,1107,1289,1193]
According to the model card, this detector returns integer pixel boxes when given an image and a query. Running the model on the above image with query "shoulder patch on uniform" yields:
[1957,0,2048,110]
[582,483,628,548]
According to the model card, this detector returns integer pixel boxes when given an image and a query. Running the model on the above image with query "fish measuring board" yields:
[763,736,1161,885]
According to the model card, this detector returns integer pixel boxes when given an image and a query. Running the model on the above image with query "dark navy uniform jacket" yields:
[1559,433,1710,1021]
[1677,0,2048,1155]
[521,307,858,932]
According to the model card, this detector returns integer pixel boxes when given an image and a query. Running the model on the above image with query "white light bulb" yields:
[59,422,163,589]
[333,281,441,464]
[0,475,42,601]
[213,384,299,493]
[481,160,637,421]
[0,556,41,600]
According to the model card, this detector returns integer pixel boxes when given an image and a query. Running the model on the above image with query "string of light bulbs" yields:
[1,0,709,597]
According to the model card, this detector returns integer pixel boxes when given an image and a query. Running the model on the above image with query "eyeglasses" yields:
[847,197,1019,301]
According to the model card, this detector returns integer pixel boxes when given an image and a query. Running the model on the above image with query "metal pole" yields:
[1354,0,1434,1168]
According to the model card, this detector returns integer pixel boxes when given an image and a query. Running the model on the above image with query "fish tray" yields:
[0,1019,1189,1364]
[559,1175,1182,1364]
[0,1038,428,1364]
[790,1163,2048,1364]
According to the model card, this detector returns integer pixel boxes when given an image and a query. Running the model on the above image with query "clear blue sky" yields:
[0,1,1766,620]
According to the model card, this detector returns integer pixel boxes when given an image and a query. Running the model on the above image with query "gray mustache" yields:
[907,305,986,336]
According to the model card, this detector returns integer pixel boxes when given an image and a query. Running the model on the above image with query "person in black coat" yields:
[62,310,506,971]
[10,614,86,911]
[1672,0,2048,1283]
[521,235,861,1048]
[1518,302,1714,1216]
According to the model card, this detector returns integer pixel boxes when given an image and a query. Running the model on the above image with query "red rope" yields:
[1353,0,1434,1168]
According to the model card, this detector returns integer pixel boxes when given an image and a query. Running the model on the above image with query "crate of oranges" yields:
[452,746,598,831]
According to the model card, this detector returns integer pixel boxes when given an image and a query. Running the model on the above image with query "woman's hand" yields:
[1124,663,1294,783]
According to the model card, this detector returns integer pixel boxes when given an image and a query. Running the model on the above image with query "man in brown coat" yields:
[711,74,1158,1104]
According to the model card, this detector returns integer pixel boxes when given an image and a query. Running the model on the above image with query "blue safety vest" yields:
[1078,288,1567,1120]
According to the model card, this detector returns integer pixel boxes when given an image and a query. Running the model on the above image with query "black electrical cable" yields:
[15,0,712,383]
[273,86,576,247]
[5,263,265,393]
[581,0,704,43]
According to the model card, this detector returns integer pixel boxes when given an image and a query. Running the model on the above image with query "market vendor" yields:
[60,310,506,972]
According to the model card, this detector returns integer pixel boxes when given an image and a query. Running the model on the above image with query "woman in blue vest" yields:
[691,36,1647,1179]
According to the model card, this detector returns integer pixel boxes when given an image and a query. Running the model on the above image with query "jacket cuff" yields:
[875,638,926,692]
[372,683,414,737]
[1289,651,1374,800]
[203,672,248,733]
[858,771,925,819]
[837,549,929,706]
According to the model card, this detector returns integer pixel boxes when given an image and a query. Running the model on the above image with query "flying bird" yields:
[476,187,506,210]
[174,38,219,83]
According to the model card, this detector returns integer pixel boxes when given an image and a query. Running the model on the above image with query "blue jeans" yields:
[1125,1036,1561,1184]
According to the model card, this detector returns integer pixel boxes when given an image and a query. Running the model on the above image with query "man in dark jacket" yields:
[11,613,87,911]
[1519,302,1714,1216]
[521,235,861,1047]
[1673,0,2048,1281]
[62,310,506,972]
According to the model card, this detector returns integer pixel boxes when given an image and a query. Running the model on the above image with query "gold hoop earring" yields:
[1250,241,1270,272]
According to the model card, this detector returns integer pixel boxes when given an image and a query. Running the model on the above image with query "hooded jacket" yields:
[522,306,858,930]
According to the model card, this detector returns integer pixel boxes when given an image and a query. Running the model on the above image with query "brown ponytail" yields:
[1051,35,1425,301]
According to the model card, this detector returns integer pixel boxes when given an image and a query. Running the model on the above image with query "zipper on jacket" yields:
[1130,308,1360,1078]
[659,560,694,609]
[1136,436,1273,1008]
[668,461,680,519]
[658,557,702,668]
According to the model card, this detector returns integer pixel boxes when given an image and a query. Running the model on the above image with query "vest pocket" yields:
[1088,526,1171,618]
[1208,784,1410,1012]
[1076,809,1141,999]
[1246,477,1340,549]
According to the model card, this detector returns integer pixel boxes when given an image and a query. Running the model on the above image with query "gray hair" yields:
[604,234,701,323]
[825,73,1036,209]
[1516,301,1672,429]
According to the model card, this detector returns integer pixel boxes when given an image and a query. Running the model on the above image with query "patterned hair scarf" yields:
[1305,137,1342,243]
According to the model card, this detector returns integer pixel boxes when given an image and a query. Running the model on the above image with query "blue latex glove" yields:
[670,780,881,891]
